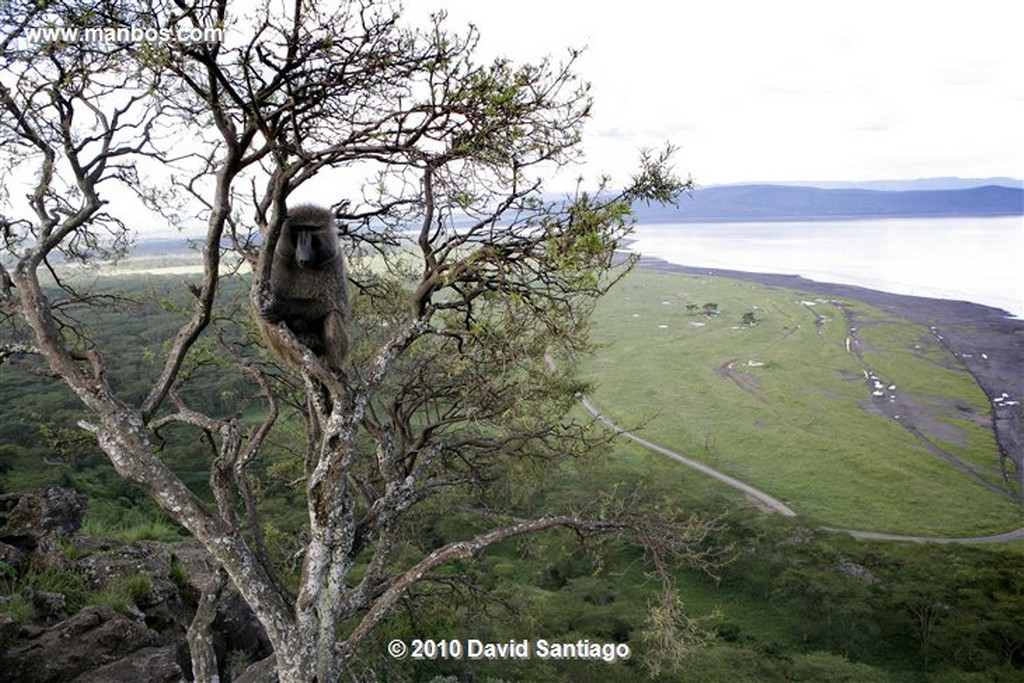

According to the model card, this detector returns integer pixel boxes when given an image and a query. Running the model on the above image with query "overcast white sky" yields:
[8,0,1020,234]
[407,0,1023,189]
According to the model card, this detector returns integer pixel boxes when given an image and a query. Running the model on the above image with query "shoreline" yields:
[635,255,1024,499]
[624,217,1024,319]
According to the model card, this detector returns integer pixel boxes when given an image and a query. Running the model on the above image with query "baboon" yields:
[259,204,350,371]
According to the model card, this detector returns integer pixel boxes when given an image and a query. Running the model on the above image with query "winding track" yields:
[580,396,797,517]
[580,395,1024,544]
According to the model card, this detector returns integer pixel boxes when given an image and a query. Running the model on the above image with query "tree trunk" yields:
[187,569,227,683]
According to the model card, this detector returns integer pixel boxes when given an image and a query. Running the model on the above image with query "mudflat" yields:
[637,256,1024,500]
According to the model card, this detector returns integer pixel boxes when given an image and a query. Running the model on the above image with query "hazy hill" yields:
[124,182,1024,255]
[631,184,1024,223]
[737,177,1024,191]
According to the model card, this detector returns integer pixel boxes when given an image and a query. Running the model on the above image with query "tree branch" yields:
[338,515,626,660]
[187,567,228,683]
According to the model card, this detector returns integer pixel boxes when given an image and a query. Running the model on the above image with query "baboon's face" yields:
[287,224,335,269]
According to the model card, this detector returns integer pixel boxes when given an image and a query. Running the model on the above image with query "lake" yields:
[629,216,1023,318]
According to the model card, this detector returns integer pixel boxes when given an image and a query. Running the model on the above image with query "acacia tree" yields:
[1,1,708,680]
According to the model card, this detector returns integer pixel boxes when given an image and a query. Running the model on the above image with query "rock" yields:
[0,487,86,566]
[0,494,273,682]
[0,487,87,542]
[72,644,183,683]
[73,539,271,679]
[0,540,27,573]
[214,590,273,671]
[77,540,184,610]
[0,611,19,653]
[30,591,68,625]
[0,605,159,683]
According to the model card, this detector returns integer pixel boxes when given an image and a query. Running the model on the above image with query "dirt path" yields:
[579,396,797,516]
[824,526,1024,544]
[582,393,1023,544]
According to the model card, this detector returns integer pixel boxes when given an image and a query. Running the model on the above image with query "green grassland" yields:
[578,268,1021,537]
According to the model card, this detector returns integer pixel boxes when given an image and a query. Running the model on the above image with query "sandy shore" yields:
[636,255,1024,499]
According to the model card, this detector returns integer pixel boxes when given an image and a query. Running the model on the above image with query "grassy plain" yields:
[578,268,1021,536]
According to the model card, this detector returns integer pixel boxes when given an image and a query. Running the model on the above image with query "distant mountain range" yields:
[128,179,1023,251]
[729,177,1023,191]
[631,183,1024,223]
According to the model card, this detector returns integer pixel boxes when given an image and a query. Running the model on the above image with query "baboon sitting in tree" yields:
[258,204,351,371]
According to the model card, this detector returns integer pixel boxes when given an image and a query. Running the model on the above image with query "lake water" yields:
[629,216,1024,318]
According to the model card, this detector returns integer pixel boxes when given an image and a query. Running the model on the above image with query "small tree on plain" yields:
[1,1,714,679]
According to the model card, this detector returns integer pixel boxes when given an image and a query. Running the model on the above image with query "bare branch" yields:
[338,515,627,660]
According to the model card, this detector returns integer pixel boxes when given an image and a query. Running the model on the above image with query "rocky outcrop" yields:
[0,488,271,682]
[0,487,86,570]
[2,606,176,682]
[74,644,183,683]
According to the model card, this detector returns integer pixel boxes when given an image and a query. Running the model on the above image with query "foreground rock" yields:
[0,488,271,682]
[3,606,178,682]
[0,487,86,570]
